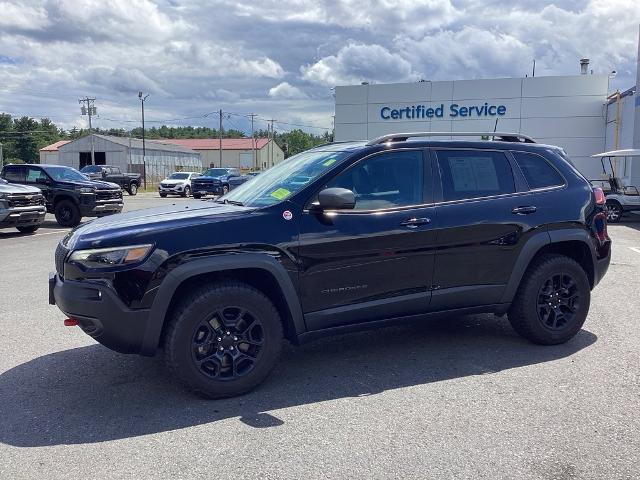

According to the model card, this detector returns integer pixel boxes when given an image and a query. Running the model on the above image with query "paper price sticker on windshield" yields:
[270,188,291,200]
[322,158,337,167]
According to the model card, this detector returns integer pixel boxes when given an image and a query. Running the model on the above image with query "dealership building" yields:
[334,69,639,183]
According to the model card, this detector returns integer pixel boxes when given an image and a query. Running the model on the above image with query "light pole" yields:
[138,91,149,189]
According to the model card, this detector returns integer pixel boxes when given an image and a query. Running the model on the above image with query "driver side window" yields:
[25,167,47,184]
[327,150,424,210]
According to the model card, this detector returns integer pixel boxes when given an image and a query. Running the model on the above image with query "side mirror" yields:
[316,187,356,210]
[36,177,49,185]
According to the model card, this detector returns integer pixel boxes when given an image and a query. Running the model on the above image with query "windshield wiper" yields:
[214,199,244,206]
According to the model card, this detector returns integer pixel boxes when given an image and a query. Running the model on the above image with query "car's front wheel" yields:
[128,183,138,196]
[508,254,590,345]
[182,186,191,197]
[193,193,202,199]
[54,200,81,227]
[163,281,283,398]
[16,225,39,233]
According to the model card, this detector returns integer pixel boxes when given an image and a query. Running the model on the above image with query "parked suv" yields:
[158,171,200,197]
[0,177,46,233]
[191,167,240,198]
[80,165,141,195]
[49,133,611,398]
[1,164,123,227]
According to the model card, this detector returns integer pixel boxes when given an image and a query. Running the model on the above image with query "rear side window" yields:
[512,151,564,189]
[2,166,25,182]
[436,150,515,201]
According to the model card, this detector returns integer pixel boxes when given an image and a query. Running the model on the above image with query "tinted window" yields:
[25,167,48,183]
[437,150,515,201]
[513,151,564,189]
[328,150,424,210]
[80,165,103,173]
[3,166,25,182]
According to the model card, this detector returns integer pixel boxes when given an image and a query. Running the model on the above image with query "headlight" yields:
[0,192,6,200]
[76,187,95,194]
[68,244,153,268]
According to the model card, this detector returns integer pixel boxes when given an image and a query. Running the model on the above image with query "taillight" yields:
[594,211,608,243]
[593,187,606,205]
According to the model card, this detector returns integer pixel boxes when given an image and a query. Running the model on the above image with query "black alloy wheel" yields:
[536,273,580,331]
[191,307,264,380]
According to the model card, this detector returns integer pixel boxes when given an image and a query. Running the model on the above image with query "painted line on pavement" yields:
[629,247,640,255]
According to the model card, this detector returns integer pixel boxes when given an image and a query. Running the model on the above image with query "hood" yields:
[0,182,42,195]
[64,200,253,250]
[60,179,120,190]
[195,175,225,180]
[161,179,188,185]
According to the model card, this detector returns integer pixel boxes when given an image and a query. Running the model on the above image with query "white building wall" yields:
[335,75,609,179]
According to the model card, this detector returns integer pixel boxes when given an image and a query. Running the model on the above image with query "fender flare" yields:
[140,253,305,355]
[500,228,597,303]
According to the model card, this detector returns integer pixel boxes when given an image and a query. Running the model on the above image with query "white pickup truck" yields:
[0,178,47,233]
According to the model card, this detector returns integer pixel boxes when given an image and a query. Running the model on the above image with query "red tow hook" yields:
[63,318,78,327]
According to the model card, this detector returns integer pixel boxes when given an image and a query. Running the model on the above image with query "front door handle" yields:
[512,206,537,215]
[400,217,431,228]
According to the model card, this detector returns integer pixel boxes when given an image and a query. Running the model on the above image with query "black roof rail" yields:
[366,131,536,146]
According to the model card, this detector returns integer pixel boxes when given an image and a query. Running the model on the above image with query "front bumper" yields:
[158,184,186,194]
[79,200,124,217]
[192,184,223,196]
[0,206,46,227]
[49,273,151,354]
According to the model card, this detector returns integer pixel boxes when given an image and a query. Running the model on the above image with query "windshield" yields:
[223,150,350,207]
[80,165,103,173]
[203,169,229,177]
[169,173,190,179]
[43,166,89,182]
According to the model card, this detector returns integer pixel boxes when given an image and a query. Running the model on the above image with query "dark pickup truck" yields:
[80,165,141,195]
[1,164,123,227]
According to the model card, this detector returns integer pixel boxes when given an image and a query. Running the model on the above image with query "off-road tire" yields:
[508,254,590,345]
[54,199,81,227]
[163,281,283,398]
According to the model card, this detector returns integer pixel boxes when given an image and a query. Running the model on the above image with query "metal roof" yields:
[592,149,640,157]
[39,140,71,152]
[90,135,198,153]
[160,138,271,151]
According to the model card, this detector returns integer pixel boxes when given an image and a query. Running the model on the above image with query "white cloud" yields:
[268,82,307,99]
[301,42,418,86]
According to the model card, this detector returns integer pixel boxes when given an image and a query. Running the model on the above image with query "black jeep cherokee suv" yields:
[49,133,611,398]
[1,164,123,227]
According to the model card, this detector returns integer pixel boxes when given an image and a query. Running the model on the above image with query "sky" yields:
[0,0,639,135]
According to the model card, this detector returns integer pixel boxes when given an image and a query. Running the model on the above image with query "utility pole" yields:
[0,142,3,168]
[267,119,275,167]
[219,109,223,167]
[249,113,256,170]
[79,97,96,166]
[138,92,149,189]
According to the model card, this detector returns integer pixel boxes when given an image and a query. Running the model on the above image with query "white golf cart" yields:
[589,149,640,223]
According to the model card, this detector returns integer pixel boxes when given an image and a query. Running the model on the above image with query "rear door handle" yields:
[512,206,537,215]
[400,217,431,228]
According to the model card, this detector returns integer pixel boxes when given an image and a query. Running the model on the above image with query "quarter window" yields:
[327,150,424,210]
[437,150,515,201]
[512,151,564,189]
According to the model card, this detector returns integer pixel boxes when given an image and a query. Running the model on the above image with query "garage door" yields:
[240,153,253,170]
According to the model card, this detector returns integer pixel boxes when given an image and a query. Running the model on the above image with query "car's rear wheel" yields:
[508,254,590,345]
[128,183,138,196]
[54,199,81,227]
[163,281,283,398]
[182,186,191,197]
[16,225,39,233]
[605,200,622,223]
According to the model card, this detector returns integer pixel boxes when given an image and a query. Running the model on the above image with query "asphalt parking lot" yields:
[1,194,639,480]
